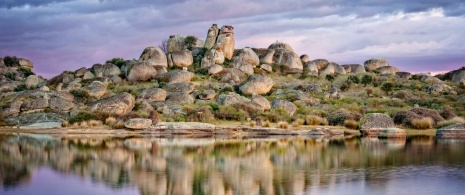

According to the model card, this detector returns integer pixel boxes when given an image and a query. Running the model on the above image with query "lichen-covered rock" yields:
[49,97,75,112]
[233,60,254,75]
[359,113,395,135]
[364,58,389,72]
[165,82,195,93]
[18,58,33,68]
[273,49,303,71]
[166,92,194,104]
[234,47,259,66]
[208,64,224,75]
[251,94,271,110]
[320,62,346,75]
[240,74,274,95]
[216,92,251,106]
[204,24,220,49]
[168,50,193,67]
[268,42,294,52]
[375,66,400,75]
[214,25,235,60]
[259,49,275,65]
[304,61,318,75]
[87,81,107,98]
[437,123,465,138]
[83,71,96,80]
[313,59,329,70]
[88,92,135,115]
[139,46,168,67]
[199,90,216,100]
[25,75,39,88]
[137,88,167,102]
[124,118,152,130]
[5,112,63,128]
[127,63,158,82]
[271,99,297,116]
[342,64,366,74]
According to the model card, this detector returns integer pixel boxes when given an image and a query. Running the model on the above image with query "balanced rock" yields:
[234,47,259,66]
[364,58,389,72]
[88,92,135,115]
[139,46,168,67]
[271,99,297,116]
[204,24,220,49]
[124,118,152,130]
[214,25,235,60]
[240,74,274,95]
[168,50,193,67]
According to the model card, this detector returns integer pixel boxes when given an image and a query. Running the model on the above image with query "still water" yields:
[0,134,464,195]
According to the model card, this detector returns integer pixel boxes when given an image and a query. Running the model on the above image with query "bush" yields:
[361,75,373,86]
[105,117,117,126]
[249,121,256,127]
[3,56,20,67]
[381,82,394,95]
[216,106,249,121]
[305,115,327,126]
[327,109,361,126]
[348,75,360,84]
[105,58,126,68]
[14,84,27,91]
[325,74,335,82]
[5,72,15,80]
[187,106,215,123]
[17,67,34,77]
[69,112,98,124]
[261,108,291,123]
[411,117,434,130]
[277,121,289,129]
[441,106,457,120]
[263,120,271,127]
[344,120,358,129]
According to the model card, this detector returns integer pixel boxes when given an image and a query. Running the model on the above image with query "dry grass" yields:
[305,115,328,126]
[292,118,305,127]
[249,121,256,127]
[436,117,465,129]
[62,120,70,127]
[88,120,103,127]
[263,120,271,127]
[79,121,89,128]
[112,120,125,129]
[277,121,289,129]
[411,117,434,130]
[344,119,358,129]
[105,117,117,126]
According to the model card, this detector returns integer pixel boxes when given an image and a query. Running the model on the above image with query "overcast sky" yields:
[1,0,465,78]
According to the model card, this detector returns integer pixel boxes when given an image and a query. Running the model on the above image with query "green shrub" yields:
[327,109,361,126]
[3,56,20,67]
[261,108,291,123]
[344,119,358,129]
[325,74,335,82]
[69,112,98,124]
[361,75,373,86]
[105,58,126,68]
[5,72,15,80]
[216,106,249,121]
[348,75,360,84]
[381,82,394,95]
[17,67,34,77]
[14,84,27,91]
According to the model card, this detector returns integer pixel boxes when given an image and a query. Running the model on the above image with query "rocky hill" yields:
[2,24,465,132]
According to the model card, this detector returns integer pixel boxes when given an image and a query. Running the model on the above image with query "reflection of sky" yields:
[307,165,465,195]
[0,167,139,195]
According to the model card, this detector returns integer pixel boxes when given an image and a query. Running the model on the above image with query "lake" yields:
[0,134,464,195]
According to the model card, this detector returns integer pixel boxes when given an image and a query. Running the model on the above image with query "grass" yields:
[436,117,465,129]
[344,119,358,129]
[411,117,434,130]
[277,121,289,129]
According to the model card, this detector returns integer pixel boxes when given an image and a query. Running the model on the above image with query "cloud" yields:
[0,0,464,78]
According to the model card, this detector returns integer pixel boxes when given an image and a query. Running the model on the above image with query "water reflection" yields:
[1,134,465,195]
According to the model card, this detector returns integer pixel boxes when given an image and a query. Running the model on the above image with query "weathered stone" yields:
[50,97,75,112]
[137,88,167,102]
[199,90,216,100]
[25,75,39,88]
[396,72,412,80]
[49,73,74,86]
[300,54,310,64]
[268,42,294,52]
[109,75,122,83]
[240,74,274,95]
[273,50,303,71]
[342,64,366,74]
[87,81,107,98]
[124,118,152,130]
[88,92,135,115]
[75,67,87,77]
[18,58,33,68]
[55,91,74,102]
[162,70,194,84]
[169,50,193,67]
[359,113,395,136]
[294,84,322,94]
[251,94,271,110]
[422,83,451,94]
[234,47,259,66]
[320,62,346,75]
[208,64,224,75]
[233,60,254,75]
[21,98,49,112]
[260,64,272,72]
[139,46,168,67]
[259,49,275,65]
[127,63,158,82]
[375,66,400,75]
[1,100,23,117]
[214,25,235,60]
[216,92,251,106]
[378,128,406,138]
[83,71,96,80]
[271,99,297,116]
[437,123,465,138]
[102,64,121,77]
[204,24,220,49]
[313,59,329,70]
[5,113,63,128]
[364,58,389,72]
[154,122,215,133]
[202,48,225,67]
[166,92,194,104]
[304,61,318,75]
[165,82,195,93]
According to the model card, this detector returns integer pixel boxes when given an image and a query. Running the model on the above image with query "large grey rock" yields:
[268,42,294,52]
[260,64,273,72]
[364,58,389,72]
[273,49,303,71]
[21,98,49,112]
[165,82,195,93]
[18,58,33,68]
[422,83,451,94]
[320,62,346,75]
[259,49,275,65]
[360,113,395,135]
[1,100,23,117]
[271,99,297,116]
[208,64,224,75]
[124,118,152,130]
[251,94,271,110]
[233,60,254,75]
[437,123,465,138]
[49,97,75,112]
[166,92,194,104]
[102,64,121,77]
[25,75,39,88]
[139,46,168,67]
[88,92,135,115]
[82,71,96,80]
[304,61,318,76]
[164,70,194,84]
[127,63,158,82]
[240,74,274,95]
[313,59,329,70]
[168,50,193,67]
[137,88,167,102]
[87,81,107,98]
[214,25,235,60]
[396,72,412,80]
[199,90,216,100]
[342,64,365,74]
[375,66,400,75]
[234,47,259,66]
[6,113,63,128]
[201,48,225,67]
[75,67,87,77]
[154,122,215,133]
[300,54,310,64]
[216,92,251,106]
[204,24,220,49]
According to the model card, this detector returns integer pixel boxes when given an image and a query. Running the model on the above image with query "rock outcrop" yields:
[126,63,158,82]
[271,99,297,116]
[139,46,168,67]
[359,113,395,136]
[124,118,152,130]
[437,123,465,138]
[168,50,193,67]
[88,92,135,115]
[137,88,167,102]
[212,25,235,60]
[364,58,389,72]
[342,64,365,74]
[240,75,274,95]
[204,24,220,49]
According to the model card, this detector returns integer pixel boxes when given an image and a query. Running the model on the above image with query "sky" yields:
[1,0,465,78]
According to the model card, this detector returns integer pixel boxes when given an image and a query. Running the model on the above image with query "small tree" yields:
[361,75,373,86]
[381,82,394,95]
[158,39,168,53]
[325,74,335,83]
[348,75,360,84]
